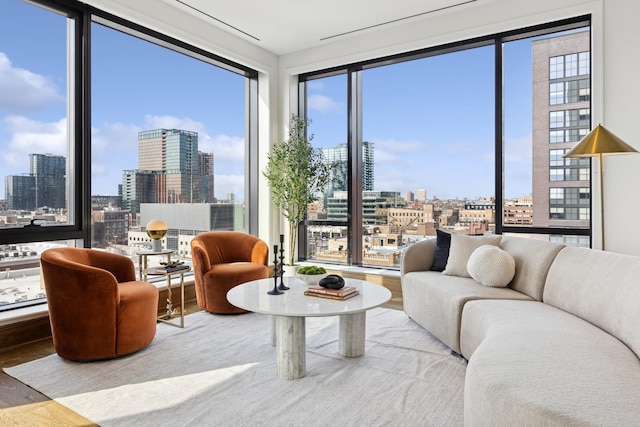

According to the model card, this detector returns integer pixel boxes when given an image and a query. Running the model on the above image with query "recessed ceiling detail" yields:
[165,0,484,55]
[319,0,477,42]
[175,0,260,41]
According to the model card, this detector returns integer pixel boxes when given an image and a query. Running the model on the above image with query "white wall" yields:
[279,0,640,256]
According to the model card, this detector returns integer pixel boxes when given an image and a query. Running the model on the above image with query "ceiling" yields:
[101,0,481,56]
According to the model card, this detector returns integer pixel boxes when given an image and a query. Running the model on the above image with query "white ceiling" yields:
[98,0,481,56]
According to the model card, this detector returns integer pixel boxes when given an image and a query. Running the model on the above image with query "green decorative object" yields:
[263,115,331,266]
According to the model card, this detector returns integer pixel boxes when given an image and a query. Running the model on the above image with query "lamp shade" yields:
[146,219,168,252]
[146,219,168,239]
[564,124,637,158]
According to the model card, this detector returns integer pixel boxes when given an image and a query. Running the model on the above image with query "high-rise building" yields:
[138,129,199,204]
[122,129,214,212]
[322,141,374,195]
[4,175,36,210]
[198,151,215,203]
[326,190,402,224]
[415,189,427,201]
[29,153,66,209]
[4,154,65,210]
[532,31,591,232]
[121,170,164,214]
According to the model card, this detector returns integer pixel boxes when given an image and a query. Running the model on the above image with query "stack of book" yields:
[153,264,190,273]
[304,285,359,300]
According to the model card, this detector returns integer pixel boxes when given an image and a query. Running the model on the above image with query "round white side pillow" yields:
[467,245,515,288]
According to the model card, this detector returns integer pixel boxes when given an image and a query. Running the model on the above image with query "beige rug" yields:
[5,308,466,426]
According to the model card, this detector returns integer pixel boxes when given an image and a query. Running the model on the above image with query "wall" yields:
[279,0,640,256]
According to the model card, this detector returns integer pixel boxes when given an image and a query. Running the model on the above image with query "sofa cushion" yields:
[402,271,532,354]
[543,246,640,359]
[430,229,451,272]
[498,236,565,301]
[467,245,515,288]
[461,300,640,426]
[443,234,502,278]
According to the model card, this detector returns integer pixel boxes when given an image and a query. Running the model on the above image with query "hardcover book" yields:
[154,264,190,273]
[303,290,360,301]
[306,285,357,297]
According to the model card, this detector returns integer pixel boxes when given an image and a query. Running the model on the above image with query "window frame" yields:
[0,1,85,246]
[1,0,259,247]
[299,15,592,267]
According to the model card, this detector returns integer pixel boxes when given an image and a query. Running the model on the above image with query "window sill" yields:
[0,303,49,327]
[0,277,195,328]
[299,262,400,279]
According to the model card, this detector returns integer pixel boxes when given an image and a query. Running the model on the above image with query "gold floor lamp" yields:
[564,124,637,250]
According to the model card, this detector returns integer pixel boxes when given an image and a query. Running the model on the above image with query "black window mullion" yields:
[494,36,504,235]
[347,68,363,266]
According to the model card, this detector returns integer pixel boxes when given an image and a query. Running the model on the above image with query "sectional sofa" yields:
[401,234,640,426]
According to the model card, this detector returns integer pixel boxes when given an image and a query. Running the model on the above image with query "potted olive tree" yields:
[263,115,330,267]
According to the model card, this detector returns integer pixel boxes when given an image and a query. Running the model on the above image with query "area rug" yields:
[4,308,466,426]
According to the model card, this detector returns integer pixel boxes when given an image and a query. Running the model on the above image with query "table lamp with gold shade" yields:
[563,124,637,250]
[146,219,168,252]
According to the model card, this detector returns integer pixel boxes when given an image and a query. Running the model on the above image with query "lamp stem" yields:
[598,152,605,251]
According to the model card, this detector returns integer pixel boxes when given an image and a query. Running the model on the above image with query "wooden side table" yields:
[144,266,190,328]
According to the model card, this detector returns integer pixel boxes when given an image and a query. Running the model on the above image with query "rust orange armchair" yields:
[40,248,159,361]
[191,231,269,314]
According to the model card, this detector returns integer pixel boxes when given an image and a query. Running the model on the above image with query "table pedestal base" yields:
[273,311,366,380]
[339,311,365,357]
[275,315,306,380]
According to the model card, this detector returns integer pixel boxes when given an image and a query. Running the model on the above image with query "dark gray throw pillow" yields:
[430,229,451,272]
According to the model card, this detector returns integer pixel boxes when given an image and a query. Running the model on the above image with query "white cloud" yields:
[0,110,247,197]
[369,138,429,163]
[92,121,141,153]
[201,134,244,162]
[308,94,341,113]
[143,114,207,134]
[0,52,63,111]
[214,174,244,201]
[1,115,66,168]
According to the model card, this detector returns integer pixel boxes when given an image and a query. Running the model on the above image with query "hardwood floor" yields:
[0,299,203,427]
[0,338,97,426]
[0,283,402,426]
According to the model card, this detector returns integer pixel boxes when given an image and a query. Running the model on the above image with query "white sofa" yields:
[401,235,640,426]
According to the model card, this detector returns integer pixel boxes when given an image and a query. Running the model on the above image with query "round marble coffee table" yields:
[227,277,391,380]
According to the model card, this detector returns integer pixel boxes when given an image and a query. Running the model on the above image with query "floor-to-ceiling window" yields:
[359,46,495,268]
[90,15,251,260]
[0,0,82,310]
[0,0,258,311]
[502,25,591,246]
[302,74,349,264]
[300,16,591,268]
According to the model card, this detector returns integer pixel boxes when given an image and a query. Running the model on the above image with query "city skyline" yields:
[1,2,586,207]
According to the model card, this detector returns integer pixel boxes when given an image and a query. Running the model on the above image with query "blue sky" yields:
[1,1,246,200]
[1,1,547,204]
[305,44,535,200]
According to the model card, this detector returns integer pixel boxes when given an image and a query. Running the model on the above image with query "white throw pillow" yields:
[467,245,515,287]
[442,234,502,278]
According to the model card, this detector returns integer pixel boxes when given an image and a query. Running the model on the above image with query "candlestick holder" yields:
[278,239,289,290]
[268,244,283,295]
